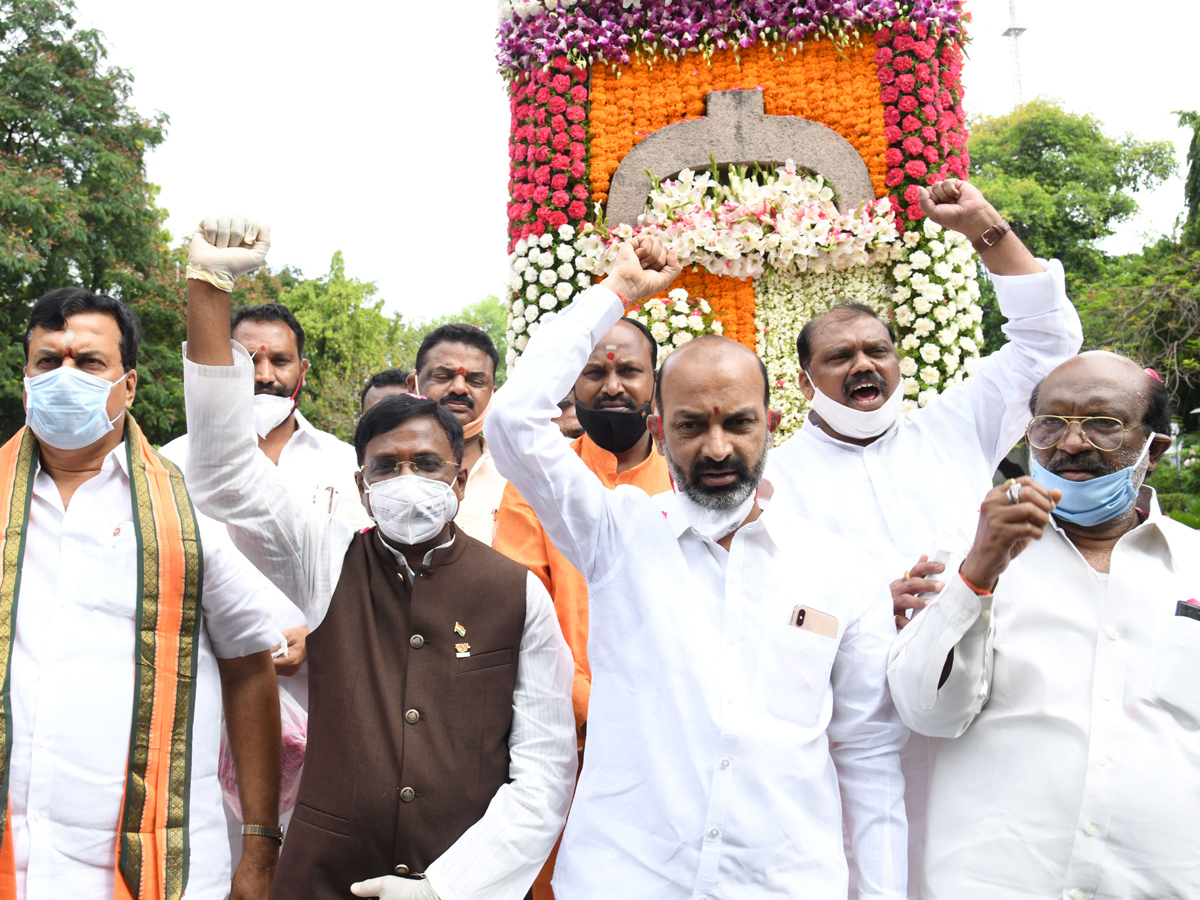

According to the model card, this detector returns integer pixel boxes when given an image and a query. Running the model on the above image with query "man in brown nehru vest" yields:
[180,214,577,900]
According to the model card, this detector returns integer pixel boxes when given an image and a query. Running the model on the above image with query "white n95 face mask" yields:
[253,393,297,439]
[24,366,125,450]
[366,475,459,545]
[805,375,903,440]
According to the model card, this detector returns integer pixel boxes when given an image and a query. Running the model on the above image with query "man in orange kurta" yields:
[493,314,671,900]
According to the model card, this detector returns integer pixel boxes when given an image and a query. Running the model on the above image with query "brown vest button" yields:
[404,709,420,725]
[410,634,425,649]
[400,787,415,802]
[393,865,410,876]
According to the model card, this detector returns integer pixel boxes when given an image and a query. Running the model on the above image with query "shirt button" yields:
[1085,824,1098,837]
[405,709,420,725]
[1102,691,1114,702]
[29,811,40,823]
[1106,627,1119,640]
[979,608,991,619]
[961,609,973,621]
[720,759,731,769]
[400,787,415,802]
[410,634,425,649]
[709,828,719,838]
[393,864,410,875]
[1073,890,1085,900]
[1098,754,1109,767]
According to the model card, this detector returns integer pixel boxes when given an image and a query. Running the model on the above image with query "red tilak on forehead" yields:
[607,352,615,360]
[62,347,74,359]
[457,366,466,376]
[713,406,720,415]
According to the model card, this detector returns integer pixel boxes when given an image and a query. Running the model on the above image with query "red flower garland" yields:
[506,56,591,250]
[874,20,969,224]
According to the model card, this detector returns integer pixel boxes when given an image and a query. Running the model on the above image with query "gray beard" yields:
[665,440,769,511]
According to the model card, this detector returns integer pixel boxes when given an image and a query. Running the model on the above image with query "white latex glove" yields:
[349,874,438,900]
[186,214,271,292]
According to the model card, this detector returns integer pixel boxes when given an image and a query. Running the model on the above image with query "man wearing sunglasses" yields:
[887,352,1197,899]
[180,216,577,900]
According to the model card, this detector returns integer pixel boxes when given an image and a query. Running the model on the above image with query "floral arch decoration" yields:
[500,0,982,439]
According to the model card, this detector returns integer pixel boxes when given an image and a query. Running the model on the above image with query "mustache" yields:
[842,370,888,399]
[689,454,753,485]
[590,393,637,410]
[440,392,475,410]
[254,382,295,398]
[1044,450,1113,477]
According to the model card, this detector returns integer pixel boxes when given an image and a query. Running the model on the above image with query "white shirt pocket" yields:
[761,624,840,727]
[91,520,139,618]
[1148,615,1200,730]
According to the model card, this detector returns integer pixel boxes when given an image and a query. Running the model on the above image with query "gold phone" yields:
[789,605,838,638]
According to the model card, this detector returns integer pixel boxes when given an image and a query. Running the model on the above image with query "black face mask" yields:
[574,400,651,454]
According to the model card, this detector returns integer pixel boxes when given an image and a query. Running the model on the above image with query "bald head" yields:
[1030,351,1172,437]
[654,335,770,416]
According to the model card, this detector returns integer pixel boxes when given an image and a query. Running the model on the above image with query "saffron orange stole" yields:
[0,418,203,900]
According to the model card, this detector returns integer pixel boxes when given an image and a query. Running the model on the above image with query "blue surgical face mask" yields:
[1029,433,1156,527]
[24,366,125,450]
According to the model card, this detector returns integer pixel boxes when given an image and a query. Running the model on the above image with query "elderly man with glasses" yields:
[179,215,576,900]
[887,351,1198,900]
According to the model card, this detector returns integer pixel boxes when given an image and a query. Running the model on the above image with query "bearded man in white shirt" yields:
[763,178,1083,895]
[407,325,507,542]
[181,216,577,900]
[888,352,1197,899]
[488,237,909,899]
[7,286,283,899]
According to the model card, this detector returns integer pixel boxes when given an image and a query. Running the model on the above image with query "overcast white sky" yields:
[74,0,1195,321]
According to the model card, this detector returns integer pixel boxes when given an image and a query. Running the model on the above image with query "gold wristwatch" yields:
[241,823,284,844]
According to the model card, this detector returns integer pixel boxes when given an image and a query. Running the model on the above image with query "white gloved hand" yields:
[186,214,271,292]
[349,874,438,900]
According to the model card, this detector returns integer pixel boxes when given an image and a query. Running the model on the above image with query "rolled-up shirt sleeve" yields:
[887,573,995,739]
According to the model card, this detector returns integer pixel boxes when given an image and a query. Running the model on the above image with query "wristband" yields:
[186,265,235,293]
[959,571,993,596]
[241,823,284,844]
[969,218,1011,254]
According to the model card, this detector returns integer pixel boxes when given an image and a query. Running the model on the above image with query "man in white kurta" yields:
[487,240,908,899]
[763,179,1083,896]
[888,353,1197,899]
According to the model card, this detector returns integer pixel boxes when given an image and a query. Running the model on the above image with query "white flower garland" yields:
[505,223,592,368]
[625,288,724,358]
[575,162,902,280]
[755,266,892,441]
[890,217,983,409]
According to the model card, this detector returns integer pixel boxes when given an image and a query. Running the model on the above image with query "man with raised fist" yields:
[181,216,576,900]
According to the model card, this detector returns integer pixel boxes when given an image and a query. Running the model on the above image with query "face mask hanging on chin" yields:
[675,489,757,542]
[1030,433,1156,527]
[805,374,903,440]
[24,366,125,451]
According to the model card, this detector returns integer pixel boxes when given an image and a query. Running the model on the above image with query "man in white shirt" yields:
[487,237,908,899]
[888,352,1196,899]
[9,286,283,900]
[763,179,1083,894]
[407,325,507,542]
[181,216,577,900]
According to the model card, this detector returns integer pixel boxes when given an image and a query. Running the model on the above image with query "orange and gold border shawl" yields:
[0,416,203,900]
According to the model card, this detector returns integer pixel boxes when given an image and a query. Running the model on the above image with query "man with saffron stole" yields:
[0,287,284,899]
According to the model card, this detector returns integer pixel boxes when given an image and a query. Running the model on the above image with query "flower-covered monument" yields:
[499,0,980,437]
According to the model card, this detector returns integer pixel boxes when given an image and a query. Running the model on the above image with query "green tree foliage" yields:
[0,0,170,436]
[280,252,415,442]
[1177,110,1200,249]
[968,100,1176,355]
[970,99,1176,279]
